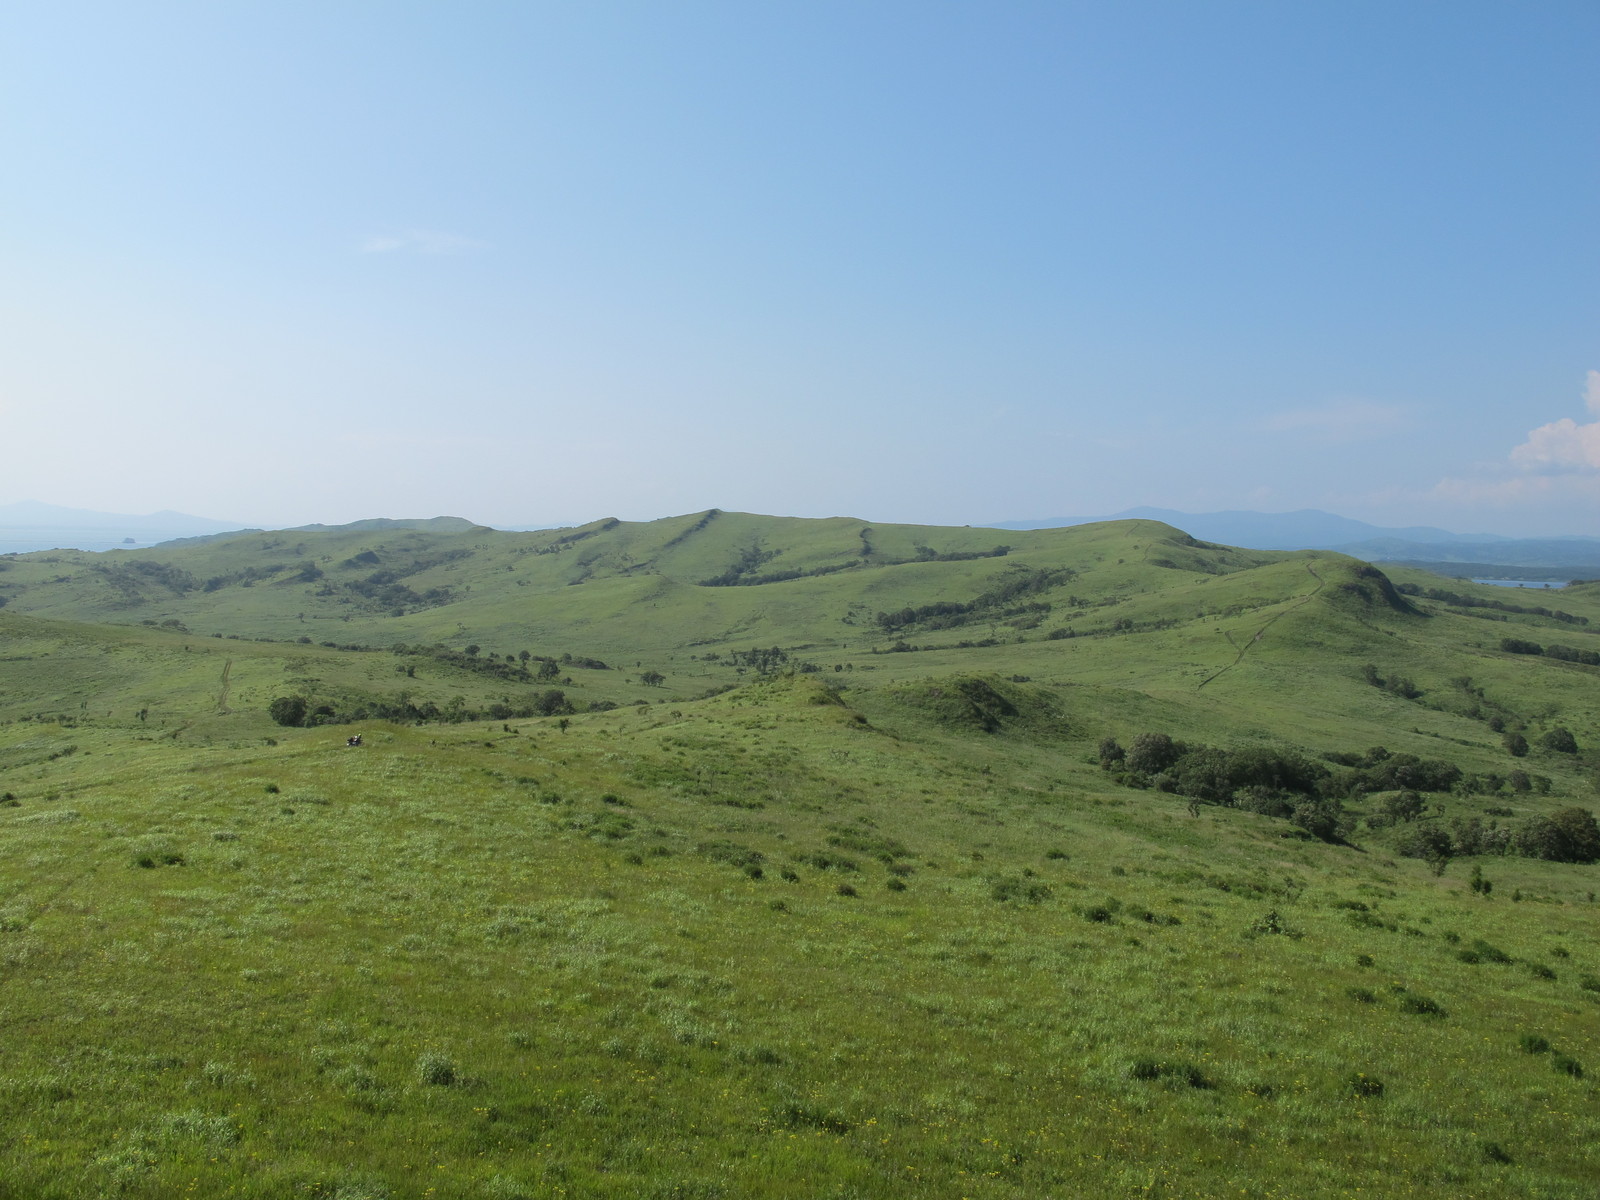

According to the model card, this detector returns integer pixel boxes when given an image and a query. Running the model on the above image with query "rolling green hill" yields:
[2,513,1598,1198]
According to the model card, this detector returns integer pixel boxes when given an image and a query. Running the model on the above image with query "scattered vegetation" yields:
[0,512,1597,1197]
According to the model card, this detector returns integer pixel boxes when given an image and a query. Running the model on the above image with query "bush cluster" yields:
[1394,808,1600,865]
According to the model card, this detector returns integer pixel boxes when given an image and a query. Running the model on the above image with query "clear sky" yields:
[2,1,1596,536]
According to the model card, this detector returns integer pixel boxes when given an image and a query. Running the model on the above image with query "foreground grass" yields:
[2,678,1598,1198]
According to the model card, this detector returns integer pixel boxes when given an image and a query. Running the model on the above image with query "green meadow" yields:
[1,513,1597,1198]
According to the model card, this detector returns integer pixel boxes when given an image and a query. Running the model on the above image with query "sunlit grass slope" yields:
[1,676,1598,1198]
[2,514,1599,1196]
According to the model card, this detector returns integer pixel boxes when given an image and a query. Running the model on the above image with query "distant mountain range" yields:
[990,507,1600,575]
[5,501,1595,576]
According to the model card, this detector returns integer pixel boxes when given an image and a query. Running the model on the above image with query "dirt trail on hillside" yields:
[218,659,233,714]
[1198,562,1324,691]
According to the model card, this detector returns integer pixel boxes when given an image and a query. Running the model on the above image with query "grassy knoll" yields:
[1,515,1598,1197]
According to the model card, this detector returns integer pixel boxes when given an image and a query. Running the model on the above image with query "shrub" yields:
[1500,637,1543,655]
[1395,824,1453,862]
[1516,809,1600,863]
[1346,987,1377,1004]
[1248,910,1301,938]
[1541,727,1579,754]
[1519,1034,1551,1054]
[1397,993,1446,1017]
[1290,799,1343,842]
[1128,1059,1212,1089]
[1551,1053,1584,1079]
[131,840,185,869]
[1126,732,1181,775]
[1469,939,1512,964]
[1377,790,1426,823]
[990,875,1052,904]
[268,695,308,727]
[1347,1073,1384,1097]
[415,1052,458,1087]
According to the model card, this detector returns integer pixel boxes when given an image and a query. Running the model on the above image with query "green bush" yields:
[1347,1073,1384,1097]
[1551,1053,1584,1079]
[1397,993,1446,1017]
[1128,1058,1213,1089]
[415,1052,458,1087]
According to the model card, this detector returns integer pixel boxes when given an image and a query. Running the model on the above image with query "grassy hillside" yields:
[2,514,1598,1197]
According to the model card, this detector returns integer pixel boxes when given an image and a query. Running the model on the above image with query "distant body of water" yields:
[0,531,176,555]
[1470,578,1570,589]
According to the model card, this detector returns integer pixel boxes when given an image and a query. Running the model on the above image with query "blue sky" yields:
[2,1,1596,535]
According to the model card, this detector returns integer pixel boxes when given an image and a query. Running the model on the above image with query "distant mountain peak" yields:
[284,516,486,534]
[988,507,1484,549]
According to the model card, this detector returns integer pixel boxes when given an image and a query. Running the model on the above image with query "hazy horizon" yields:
[5,495,1599,550]
[4,3,1597,538]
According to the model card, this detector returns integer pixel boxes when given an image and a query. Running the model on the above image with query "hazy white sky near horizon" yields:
[2,1,1597,536]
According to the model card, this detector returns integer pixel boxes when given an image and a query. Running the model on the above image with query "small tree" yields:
[640,670,665,687]
[1126,732,1181,775]
[1516,809,1600,863]
[1541,727,1578,754]
[268,696,308,727]
[1503,732,1529,758]
[1381,790,1426,823]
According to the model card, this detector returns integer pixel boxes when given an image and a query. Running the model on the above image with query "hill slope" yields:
[2,513,1598,1198]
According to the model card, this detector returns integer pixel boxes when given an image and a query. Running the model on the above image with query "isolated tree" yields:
[1380,790,1426,823]
[533,689,571,716]
[1503,732,1530,758]
[1291,798,1344,843]
[537,658,560,681]
[640,670,665,687]
[1541,727,1578,754]
[268,696,308,727]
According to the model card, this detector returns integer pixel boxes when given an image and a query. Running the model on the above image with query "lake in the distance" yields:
[1470,578,1570,589]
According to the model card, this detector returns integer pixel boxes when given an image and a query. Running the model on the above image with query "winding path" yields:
[1197,561,1325,690]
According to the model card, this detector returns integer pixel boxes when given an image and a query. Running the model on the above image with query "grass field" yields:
[2,514,1597,1197]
